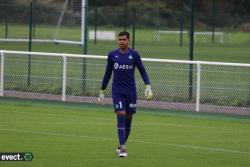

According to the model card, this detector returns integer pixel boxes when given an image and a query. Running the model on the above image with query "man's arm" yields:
[99,55,113,102]
[135,52,153,101]
[135,52,150,85]
[101,55,113,90]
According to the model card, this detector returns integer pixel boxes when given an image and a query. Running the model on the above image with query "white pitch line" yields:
[0,109,114,121]
[0,121,113,125]
[1,128,250,155]
[0,119,239,132]
[0,128,110,141]
[0,121,237,132]
[132,140,250,155]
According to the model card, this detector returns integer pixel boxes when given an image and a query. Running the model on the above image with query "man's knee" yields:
[117,111,126,116]
[126,114,132,119]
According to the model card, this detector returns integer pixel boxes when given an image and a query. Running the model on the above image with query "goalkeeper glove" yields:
[98,90,105,102]
[145,84,153,101]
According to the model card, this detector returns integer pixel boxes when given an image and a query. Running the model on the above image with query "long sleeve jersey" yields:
[101,48,150,92]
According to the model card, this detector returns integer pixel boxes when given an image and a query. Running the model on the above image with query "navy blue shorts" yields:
[112,90,137,114]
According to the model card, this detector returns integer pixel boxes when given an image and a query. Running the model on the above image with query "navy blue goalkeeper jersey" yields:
[101,48,150,92]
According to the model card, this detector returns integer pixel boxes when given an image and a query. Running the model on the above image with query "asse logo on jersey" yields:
[114,63,133,70]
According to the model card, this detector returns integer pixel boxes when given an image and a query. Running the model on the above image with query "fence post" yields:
[188,0,195,100]
[94,4,98,44]
[156,0,160,33]
[4,1,9,39]
[211,0,216,43]
[33,0,36,37]
[248,84,250,106]
[195,63,201,112]
[28,2,33,86]
[0,52,4,97]
[82,0,88,94]
[62,56,67,101]
[123,0,128,31]
[132,8,136,49]
[179,0,184,47]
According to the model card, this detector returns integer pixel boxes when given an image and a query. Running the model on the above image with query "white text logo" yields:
[114,63,133,70]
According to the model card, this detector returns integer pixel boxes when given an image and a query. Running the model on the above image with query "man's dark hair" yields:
[118,31,130,39]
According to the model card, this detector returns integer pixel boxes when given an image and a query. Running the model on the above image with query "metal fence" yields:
[1,50,250,115]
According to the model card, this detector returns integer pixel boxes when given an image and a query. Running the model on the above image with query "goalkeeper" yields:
[98,31,153,158]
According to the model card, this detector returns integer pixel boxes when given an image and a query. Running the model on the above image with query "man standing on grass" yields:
[98,31,153,158]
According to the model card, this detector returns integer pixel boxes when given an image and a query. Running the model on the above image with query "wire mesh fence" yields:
[1,50,250,114]
[200,65,250,107]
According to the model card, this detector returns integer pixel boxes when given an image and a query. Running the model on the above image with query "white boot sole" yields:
[118,152,128,157]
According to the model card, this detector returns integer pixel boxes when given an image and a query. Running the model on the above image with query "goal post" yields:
[155,30,226,43]
[1,50,250,114]
[54,0,70,41]
[0,0,115,45]
[0,0,87,45]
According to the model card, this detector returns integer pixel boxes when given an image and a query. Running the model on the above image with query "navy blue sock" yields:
[117,114,126,146]
[125,115,132,143]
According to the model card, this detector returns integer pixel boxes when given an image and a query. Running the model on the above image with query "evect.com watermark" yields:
[0,152,33,161]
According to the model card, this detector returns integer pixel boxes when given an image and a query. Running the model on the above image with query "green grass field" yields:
[0,97,250,167]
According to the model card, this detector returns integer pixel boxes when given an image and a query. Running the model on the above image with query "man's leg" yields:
[125,90,136,144]
[117,111,128,157]
[125,114,133,143]
[112,92,128,157]
[117,111,126,150]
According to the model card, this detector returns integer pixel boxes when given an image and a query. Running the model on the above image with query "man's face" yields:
[118,35,129,50]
